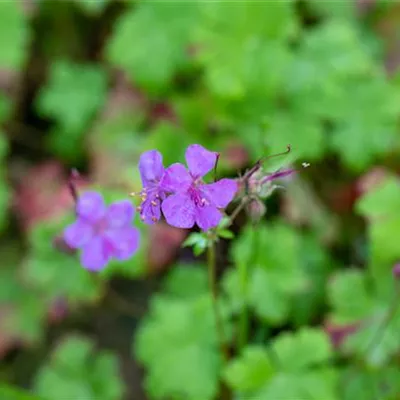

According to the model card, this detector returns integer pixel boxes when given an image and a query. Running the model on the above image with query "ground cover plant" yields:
[1,1,400,399]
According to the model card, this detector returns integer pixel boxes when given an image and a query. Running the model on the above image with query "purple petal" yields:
[195,205,222,231]
[202,178,238,208]
[80,236,113,271]
[106,200,135,229]
[64,219,94,249]
[106,227,140,261]
[162,163,192,192]
[76,191,106,222]
[139,150,164,185]
[185,144,218,178]
[161,193,196,228]
[261,168,296,183]
[139,196,162,225]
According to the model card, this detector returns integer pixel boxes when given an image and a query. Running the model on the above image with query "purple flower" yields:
[137,150,166,224]
[64,191,140,271]
[161,144,238,231]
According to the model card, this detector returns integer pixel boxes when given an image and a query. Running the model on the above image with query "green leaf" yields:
[343,306,400,368]
[34,335,124,400]
[248,267,291,324]
[135,268,223,400]
[231,223,308,325]
[342,366,400,400]
[265,110,325,160]
[218,229,234,240]
[23,216,101,304]
[305,0,356,19]
[257,369,338,400]
[356,176,400,270]
[183,232,206,248]
[328,269,375,324]
[36,61,107,160]
[330,77,400,171]
[356,176,400,219]
[224,346,274,392]
[106,2,200,93]
[0,384,44,400]
[0,93,11,123]
[0,266,46,344]
[271,328,333,371]
[196,2,296,100]
[0,2,29,70]
[162,264,208,299]
[225,332,338,400]
[291,234,334,325]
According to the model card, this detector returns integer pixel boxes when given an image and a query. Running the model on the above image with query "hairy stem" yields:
[227,198,248,227]
[207,240,229,362]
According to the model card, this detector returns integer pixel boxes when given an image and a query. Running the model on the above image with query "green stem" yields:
[227,198,248,227]
[207,240,229,362]
[237,249,248,352]
[364,282,400,358]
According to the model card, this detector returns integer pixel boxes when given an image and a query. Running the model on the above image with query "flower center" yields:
[188,183,208,207]
[93,217,108,235]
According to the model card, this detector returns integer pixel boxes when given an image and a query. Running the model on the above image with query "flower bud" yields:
[246,198,266,222]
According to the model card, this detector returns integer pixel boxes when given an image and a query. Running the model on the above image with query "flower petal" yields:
[139,197,162,225]
[202,178,238,208]
[106,227,140,261]
[77,191,106,222]
[139,150,164,185]
[106,200,135,229]
[161,193,196,228]
[185,144,218,178]
[162,163,192,192]
[64,219,94,249]
[195,205,222,231]
[80,236,112,271]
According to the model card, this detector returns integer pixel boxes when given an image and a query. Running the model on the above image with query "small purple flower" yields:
[64,191,140,271]
[137,150,166,224]
[161,144,238,231]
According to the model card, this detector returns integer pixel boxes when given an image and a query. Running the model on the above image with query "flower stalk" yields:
[207,238,229,362]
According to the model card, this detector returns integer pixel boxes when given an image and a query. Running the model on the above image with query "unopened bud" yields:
[246,198,266,222]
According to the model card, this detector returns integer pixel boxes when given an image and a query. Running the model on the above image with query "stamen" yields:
[136,206,142,212]
[151,216,157,222]
[151,200,157,206]
[213,152,220,183]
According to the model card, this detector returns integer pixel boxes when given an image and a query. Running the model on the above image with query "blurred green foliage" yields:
[34,335,124,399]
[1,1,400,399]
